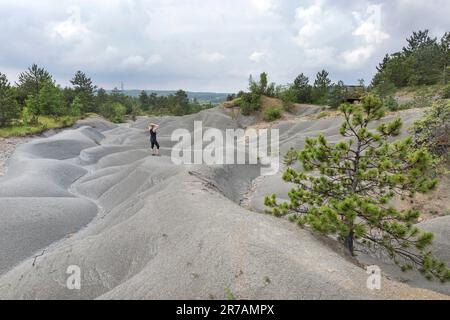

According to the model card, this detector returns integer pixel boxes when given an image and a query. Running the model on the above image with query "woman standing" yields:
[148,123,160,156]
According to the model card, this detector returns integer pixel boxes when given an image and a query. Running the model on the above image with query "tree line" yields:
[0,64,211,127]
[227,30,449,117]
[227,70,364,117]
[372,30,450,94]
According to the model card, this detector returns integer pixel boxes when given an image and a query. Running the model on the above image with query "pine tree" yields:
[0,72,20,126]
[38,82,65,116]
[139,90,149,111]
[292,73,312,103]
[71,71,96,112]
[265,95,450,282]
[16,64,52,105]
[313,69,331,105]
[439,32,450,84]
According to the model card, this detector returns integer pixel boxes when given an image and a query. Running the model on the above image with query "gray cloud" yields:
[0,0,448,92]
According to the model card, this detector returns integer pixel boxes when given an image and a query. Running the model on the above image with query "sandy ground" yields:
[0,137,32,176]
[0,107,448,299]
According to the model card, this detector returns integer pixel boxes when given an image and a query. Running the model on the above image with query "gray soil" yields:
[0,108,448,299]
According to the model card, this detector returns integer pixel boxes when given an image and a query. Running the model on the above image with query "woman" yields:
[148,123,160,156]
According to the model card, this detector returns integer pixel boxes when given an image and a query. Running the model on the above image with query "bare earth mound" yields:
[0,107,448,299]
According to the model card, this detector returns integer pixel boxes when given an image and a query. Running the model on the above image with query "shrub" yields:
[283,147,298,166]
[411,99,450,160]
[384,96,399,111]
[21,107,30,126]
[239,92,261,116]
[442,84,450,99]
[278,87,297,112]
[264,106,282,122]
[99,102,126,123]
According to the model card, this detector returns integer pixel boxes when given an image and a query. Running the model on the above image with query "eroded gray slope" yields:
[0,107,448,299]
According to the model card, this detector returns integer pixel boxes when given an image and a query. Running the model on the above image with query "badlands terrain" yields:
[0,106,449,299]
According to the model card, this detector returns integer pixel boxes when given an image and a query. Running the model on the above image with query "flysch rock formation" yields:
[0,107,448,299]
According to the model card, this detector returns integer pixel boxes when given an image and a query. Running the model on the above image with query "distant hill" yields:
[110,89,231,105]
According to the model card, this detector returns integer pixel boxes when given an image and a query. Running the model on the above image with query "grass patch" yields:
[224,287,236,300]
[0,115,81,138]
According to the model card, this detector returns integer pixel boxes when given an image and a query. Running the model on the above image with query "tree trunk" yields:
[344,231,354,256]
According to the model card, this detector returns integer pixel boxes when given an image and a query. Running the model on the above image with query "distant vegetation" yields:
[372,30,449,92]
[227,30,449,117]
[117,89,229,105]
[0,65,216,137]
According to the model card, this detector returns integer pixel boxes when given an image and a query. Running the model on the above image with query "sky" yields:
[0,0,449,92]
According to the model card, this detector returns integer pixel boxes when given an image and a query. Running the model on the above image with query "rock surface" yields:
[0,107,448,299]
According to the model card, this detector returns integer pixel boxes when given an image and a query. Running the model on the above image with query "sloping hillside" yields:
[0,107,448,299]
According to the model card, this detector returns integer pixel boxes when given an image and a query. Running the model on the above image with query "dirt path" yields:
[0,137,33,176]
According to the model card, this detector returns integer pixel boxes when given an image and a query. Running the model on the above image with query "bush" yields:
[384,96,399,111]
[99,102,126,123]
[411,99,450,160]
[130,103,142,121]
[278,87,297,112]
[264,106,282,122]
[239,92,261,116]
[442,84,450,99]
[402,95,433,110]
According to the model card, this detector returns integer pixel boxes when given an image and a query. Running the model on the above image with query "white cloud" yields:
[1,0,449,91]
[352,4,390,44]
[146,54,162,65]
[251,0,276,13]
[122,55,146,67]
[52,6,88,40]
[339,45,375,69]
[200,52,226,63]
[249,51,267,63]
[339,4,390,69]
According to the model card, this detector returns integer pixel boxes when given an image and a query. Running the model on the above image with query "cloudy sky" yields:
[0,0,449,92]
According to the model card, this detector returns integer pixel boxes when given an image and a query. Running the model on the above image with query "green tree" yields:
[249,72,276,97]
[173,90,190,115]
[21,106,31,126]
[24,95,39,124]
[328,80,346,108]
[292,73,312,103]
[96,88,109,109]
[278,86,297,112]
[130,102,141,121]
[62,87,76,112]
[139,90,149,111]
[99,102,126,123]
[70,96,83,116]
[312,69,331,105]
[16,64,53,104]
[373,30,446,89]
[265,95,450,282]
[403,30,436,55]
[439,32,450,84]
[0,72,20,126]
[38,82,65,116]
[71,71,96,113]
